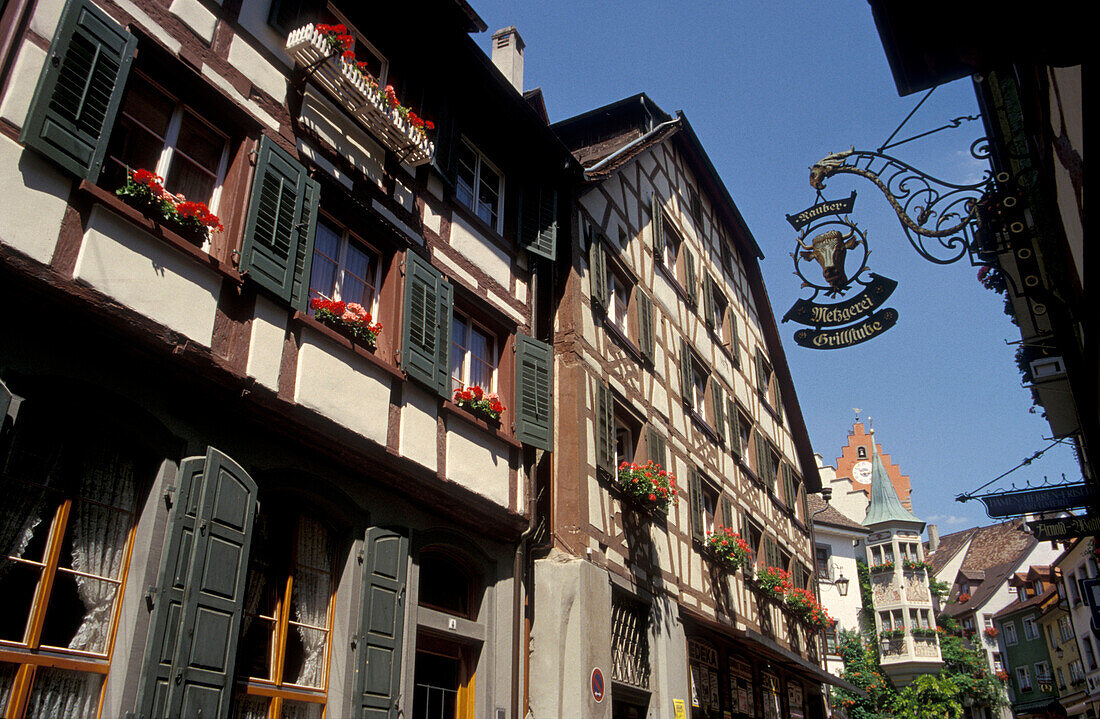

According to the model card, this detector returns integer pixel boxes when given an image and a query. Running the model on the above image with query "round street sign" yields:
[591,667,604,703]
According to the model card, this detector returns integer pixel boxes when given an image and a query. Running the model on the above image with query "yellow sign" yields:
[673,699,686,719]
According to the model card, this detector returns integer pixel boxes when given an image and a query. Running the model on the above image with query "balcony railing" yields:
[287,24,434,167]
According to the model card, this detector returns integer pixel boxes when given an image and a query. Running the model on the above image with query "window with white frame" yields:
[455,139,503,231]
[606,271,631,334]
[1035,661,1051,681]
[691,363,708,418]
[1059,615,1074,643]
[816,545,832,580]
[450,313,496,392]
[309,217,383,314]
[983,614,994,629]
[1069,660,1084,683]
[1023,615,1040,641]
[1056,667,1066,689]
[1084,637,1097,670]
[993,653,1004,673]
[106,72,229,210]
[1004,621,1018,645]
[1016,666,1032,692]
[662,222,682,269]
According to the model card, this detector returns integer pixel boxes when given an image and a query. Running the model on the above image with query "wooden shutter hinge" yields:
[349,634,358,650]
[163,485,175,510]
[144,586,157,612]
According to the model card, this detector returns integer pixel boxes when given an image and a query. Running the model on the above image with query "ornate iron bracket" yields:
[807,142,997,265]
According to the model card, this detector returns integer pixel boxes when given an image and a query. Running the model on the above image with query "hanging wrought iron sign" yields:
[782,193,900,349]
[974,482,1092,518]
[1026,515,1100,542]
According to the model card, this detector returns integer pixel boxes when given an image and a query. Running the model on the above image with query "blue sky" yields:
[467,1,1080,531]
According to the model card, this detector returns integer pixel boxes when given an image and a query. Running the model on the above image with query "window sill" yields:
[655,260,693,309]
[291,311,404,382]
[449,197,510,254]
[601,315,645,365]
[687,407,721,444]
[76,180,241,282]
[442,400,522,449]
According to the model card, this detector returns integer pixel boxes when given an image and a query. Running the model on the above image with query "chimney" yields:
[491,26,524,93]
[928,524,939,553]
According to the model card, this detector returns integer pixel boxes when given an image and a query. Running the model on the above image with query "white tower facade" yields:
[862,430,943,686]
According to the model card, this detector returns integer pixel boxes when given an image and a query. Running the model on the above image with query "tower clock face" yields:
[852,460,872,483]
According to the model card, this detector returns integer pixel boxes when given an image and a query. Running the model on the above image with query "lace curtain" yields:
[22,667,102,719]
[69,450,135,653]
[0,480,43,578]
[292,516,331,688]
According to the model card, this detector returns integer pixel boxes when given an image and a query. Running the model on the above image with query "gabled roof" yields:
[993,586,1058,620]
[808,495,870,533]
[932,518,1039,617]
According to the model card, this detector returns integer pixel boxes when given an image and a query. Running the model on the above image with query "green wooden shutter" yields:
[519,186,557,260]
[703,276,716,330]
[135,448,257,719]
[755,349,768,399]
[689,466,704,543]
[754,430,767,486]
[773,375,784,424]
[240,135,320,307]
[727,398,741,456]
[402,252,452,398]
[650,193,664,260]
[637,292,655,363]
[20,0,136,181]
[765,537,778,568]
[515,333,553,450]
[729,311,740,367]
[783,463,795,507]
[589,233,608,310]
[354,526,409,719]
[596,380,614,478]
[646,426,666,468]
[710,377,724,438]
[683,248,697,306]
[720,496,734,531]
[679,338,693,407]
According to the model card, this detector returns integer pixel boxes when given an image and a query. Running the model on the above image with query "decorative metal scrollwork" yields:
[807,142,998,265]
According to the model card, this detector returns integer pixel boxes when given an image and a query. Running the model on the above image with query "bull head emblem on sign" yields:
[797,227,860,295]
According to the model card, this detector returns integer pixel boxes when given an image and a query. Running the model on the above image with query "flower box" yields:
[286,24,434,167]
[881,628,905,641]
[911,627,938,639]
[754,565,793,602]
[869,561,895,574]
[702,525,750,571]
[957,592,971,603]
[983,627,999,639]
[615,460,678,515]
[116,168,223,245]
[786,587,832,630]
[310,298,382,346]
[453,385,505,423]
[902,559,933,573]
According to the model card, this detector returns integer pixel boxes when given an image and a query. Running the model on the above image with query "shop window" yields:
[729,659,756,717]
[412,636,476,719]
[610,593,650,689]
[450,312,497,393]
[233,511,336,717]
[308,214,384,315]
[761,672,781,719]
[0,419,147,719]
[687,639,720,718]
[455,139,504,232]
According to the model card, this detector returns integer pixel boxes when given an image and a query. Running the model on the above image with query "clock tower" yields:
[835,420,912,509]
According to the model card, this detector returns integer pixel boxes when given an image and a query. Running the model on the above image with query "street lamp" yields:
[835,574,850,597]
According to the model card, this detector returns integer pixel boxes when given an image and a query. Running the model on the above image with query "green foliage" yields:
[831,616,1006,718]
[857,559,873,611]
[928,577,950,603]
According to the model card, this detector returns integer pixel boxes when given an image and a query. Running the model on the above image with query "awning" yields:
[679,606,869,699]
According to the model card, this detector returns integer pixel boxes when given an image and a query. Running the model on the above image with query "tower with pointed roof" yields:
[862,428,943,685]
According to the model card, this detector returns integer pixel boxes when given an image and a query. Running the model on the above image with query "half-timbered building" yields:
[529,94,848,719]
[0,0,570,717]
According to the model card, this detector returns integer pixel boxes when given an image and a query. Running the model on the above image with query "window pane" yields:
[477,165,500,227]
[468,325,493,390]
[165,153,217,206]
[281,699,323,719]
[455,144,477,210]
[175,111,224,171]
[450,318,468,389]
[24,667,103,719]
[123,75,174,137]
[0,561,40,643]
[230,692,271,719]
[341,242,379,310]
[310,222,342,305]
